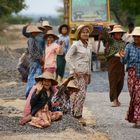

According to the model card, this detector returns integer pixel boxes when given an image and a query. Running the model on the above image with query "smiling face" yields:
[79,27,90,41]
[42,79,52,90]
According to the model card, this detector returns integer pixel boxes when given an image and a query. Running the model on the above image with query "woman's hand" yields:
[36,81,43,94]
[119,49,125,58]
[73,69,80,78]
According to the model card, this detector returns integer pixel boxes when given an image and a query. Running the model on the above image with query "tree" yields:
[0,0,26,17]
[110,0,140,26]
[120,0,140,15]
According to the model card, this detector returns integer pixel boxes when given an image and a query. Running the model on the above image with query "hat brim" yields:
[109,30,126,34]
[35,77,58,86]
[67,87,80,92]
[43,25,52,29]
[44,34,59,40]
[29,31,42,33]
[38,26,46,31]
[76,25,93,40]
[130,33,140,36]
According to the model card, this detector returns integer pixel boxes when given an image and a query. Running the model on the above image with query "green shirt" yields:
[106,39,125,60]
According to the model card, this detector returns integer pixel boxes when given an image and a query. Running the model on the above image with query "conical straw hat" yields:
[35,72,58,86]
[130,27,140,36]
[44,30,59,40]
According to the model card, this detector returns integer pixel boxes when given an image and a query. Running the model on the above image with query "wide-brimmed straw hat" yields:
[109,25,126,34]
[67,80,80,92]
[58,24,70,34]
[130,27,140,36]
[38,21,52,31]
[76,24,93,40]
[35,72,58,86]
[44,30,59,40]
[27,25,42,33]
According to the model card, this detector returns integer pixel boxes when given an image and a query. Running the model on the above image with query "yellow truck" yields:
[64,0,111,70]
[64,0,110,42]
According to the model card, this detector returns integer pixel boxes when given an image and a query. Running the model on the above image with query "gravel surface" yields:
[0,114,87,136]
[0,47,96,139]
[0,47,139,140]
[85,71,139,140]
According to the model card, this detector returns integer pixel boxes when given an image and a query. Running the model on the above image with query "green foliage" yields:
[110,0,136,26]
[120,0,140,15]
[135,15,140,26]
[0,0,26,17]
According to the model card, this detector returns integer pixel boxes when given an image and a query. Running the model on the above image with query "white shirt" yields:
[65,40,91,74]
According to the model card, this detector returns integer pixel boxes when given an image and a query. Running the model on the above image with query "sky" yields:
[19,0,63,16]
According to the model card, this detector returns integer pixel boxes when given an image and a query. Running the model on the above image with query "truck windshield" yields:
[71,0,108,22]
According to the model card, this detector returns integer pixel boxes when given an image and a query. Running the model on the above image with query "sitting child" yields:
[52,76,79,114]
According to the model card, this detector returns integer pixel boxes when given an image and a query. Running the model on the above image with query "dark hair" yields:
[58,24,70,34]
[128,22,134,28]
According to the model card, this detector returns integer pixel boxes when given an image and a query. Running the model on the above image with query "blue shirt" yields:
[121,43,140,78]
[57,34,70,55]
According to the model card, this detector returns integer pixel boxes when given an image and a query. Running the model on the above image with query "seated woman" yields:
[19,72,62,128]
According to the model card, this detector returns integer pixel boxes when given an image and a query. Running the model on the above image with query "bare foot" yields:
[78,117,86,126]
[111,101,119,107]
[125,112,128,120]
[133,123,140,128]
[111,99,120,107]
[19,117,28,125]
[117,100,121,106]
[19,115,32,125]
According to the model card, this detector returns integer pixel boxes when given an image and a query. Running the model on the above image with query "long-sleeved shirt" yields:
[27,37,43,63]
[121,43,140,78]
[44,43,60,68]
[22,25,31,38]
[65,40,91,74]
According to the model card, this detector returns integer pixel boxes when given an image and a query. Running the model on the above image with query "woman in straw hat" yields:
[19,72,63,127]
[119,27,140,128]
[52,76,80,114]
[56,24,70,82]
[105,25,126,107]
[43,30,62,74]
[65,24,92,125]
[25,25,45,98]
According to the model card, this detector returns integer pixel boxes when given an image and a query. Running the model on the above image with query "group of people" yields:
[19,22,92,127]
[18,20,140,129]
[100,23,140,128]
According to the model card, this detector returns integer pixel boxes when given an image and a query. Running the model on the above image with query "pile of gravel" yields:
[0,47,20,81]
[0,47,25,99]
[0,114,87,135]
[0,106,22,115]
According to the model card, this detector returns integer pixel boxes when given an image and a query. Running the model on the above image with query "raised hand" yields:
[36,81,43,94]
